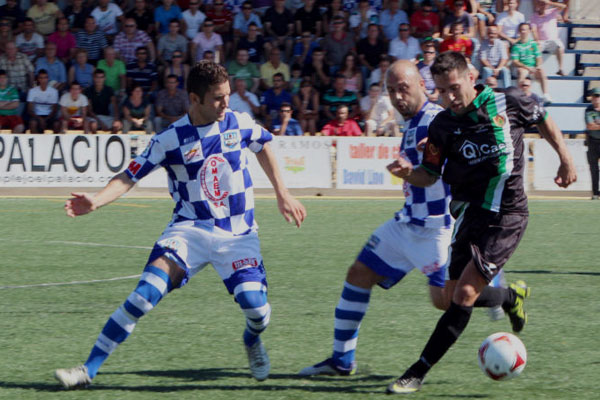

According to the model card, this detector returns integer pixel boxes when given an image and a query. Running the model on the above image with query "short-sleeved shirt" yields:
[421,85,547,213]
[260,88,292,115]
[479,38,508,67]
[259,62,290,87]
[0,53,34,92]
[228,60,260,90]
[294,6,321,34]
[124,97,149,119]
[15,32,44,62]
[47,31,77,60]
[27,3,59,35]
[97,59,126,92]
[443,12,474,32]
[439,36,473,57]
[154,5,183,34]
[321,119,362,136]
[0,85,19,116]
[272,117,303,136]
[182,9,206,39]
[113,30,153,63]
[126,61,158,93]
[228,91,259,118]
[510,39,540,68]
[379,9,409,41]
[125,9,153,32]
[59,92,88,117]
[322,89,359,114]
[530,7,561,41]
[157,34,188,62]
[585,105,600,140]
[75,30,109,61]
[27,85,59,116]
[91,3,124,35]
[409,10,440,37]
[357,37,387,69]
[35,57,67,84]
[496,11,525,39]
[64,6,92,31]
[155,88,189,117]
[238,36,265,64]
[125,111,272,235]
[233,12,262,35]
[321,32,356,68]
[192,32,223,62]
[388,36,421,61]
[0,5,26,30]
[84,85,114,116]
[263,7,294,37]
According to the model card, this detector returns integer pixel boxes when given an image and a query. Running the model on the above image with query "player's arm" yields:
[387,157,438,187]
[536,115,577,188]
[255,142,307,227]
[65,172,135,217]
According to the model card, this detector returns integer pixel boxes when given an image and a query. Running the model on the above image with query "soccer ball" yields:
[478,332,527,381]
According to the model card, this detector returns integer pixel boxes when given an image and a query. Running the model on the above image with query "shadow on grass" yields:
[508,269,600,277]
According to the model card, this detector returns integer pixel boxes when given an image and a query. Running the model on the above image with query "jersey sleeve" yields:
[420,115,448,176]
[125,136,166,182]
[505,86,546,128]
[237,111,273,153]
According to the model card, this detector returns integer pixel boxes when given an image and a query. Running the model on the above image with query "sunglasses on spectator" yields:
[173,54,183,58]
[399,28,409,31]
[204,23,214,27]
[125,24,135,27]
[424,51,435,54]
[280,109,292,113]
[243,6,252,9]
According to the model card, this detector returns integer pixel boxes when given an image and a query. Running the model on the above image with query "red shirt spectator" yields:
[439,35,473,56]
[409,2,440,39]
[322,105,362,136]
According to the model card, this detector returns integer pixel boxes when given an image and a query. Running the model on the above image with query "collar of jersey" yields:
[449,84,492,121]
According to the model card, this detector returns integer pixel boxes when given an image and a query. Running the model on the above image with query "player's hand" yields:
[277,194,307,228]
[416,137,428,152]
[554,160,577,188]
[65,192,97,217]
[386,156,414,178]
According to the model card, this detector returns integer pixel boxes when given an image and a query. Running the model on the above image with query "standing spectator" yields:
[301,46,330,93]
[122,84,153,134]
[0,41,34,95]
[91,0,124,39]
[237,22,267,64]
[417,40,439,103]
[48,17,78,64]
[292,78,319,135]
[410,0,440,39]
[68,48,94,89]
[292,31,319,67]
[97,46,127,95]
[153,74,189,131]
[357,23,386,77]
[182,0,206,40]
[157,19,188,66]
[126,46,158,94]
[229,76,260,118]
[27,69,60,133]
[338,52,362,94]
[349,0,379,40]
[0,0,26,32]
[15,18,44,62]
[322,74,359,121]
[379,0,409,42]
[442,0,475,39]
[479,24,510,88]
[205,0,233,58]
[440,22,473,57]
[321,15,355,71]
[263,0,294,61]
[388,23,421,61]
[192,19,223,63]
[35,41,67,91]
[496,0,525,46]
[126,0,154,36]
[530,0,566,76]
[511,22,551,103]
[294,0,322,37]
[585,87,600,200]
[272,102,303,135]
[59,81,89,133]
[0,69,24,133]
[154,0,183,35]
[76,16,108,65]
[164,50,189,90]
[85,69,122,133]
[260,72,292,128]
[321,104,363,136]
[228,48,259,93]
[113,18,155,64]
[27,0,63,36]
[64,0,91,33]
[260,47,289,89]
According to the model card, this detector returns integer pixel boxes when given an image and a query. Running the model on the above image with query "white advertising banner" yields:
[532,139,590,191]
[0,134,130,187]
[336,137,404,190]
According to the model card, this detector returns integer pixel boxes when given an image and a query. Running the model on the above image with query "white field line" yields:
[0,274,141,289]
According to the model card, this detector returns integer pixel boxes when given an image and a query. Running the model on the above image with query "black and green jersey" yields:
[421,85,547,214]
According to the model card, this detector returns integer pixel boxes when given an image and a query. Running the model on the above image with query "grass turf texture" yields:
[0,198,598,399]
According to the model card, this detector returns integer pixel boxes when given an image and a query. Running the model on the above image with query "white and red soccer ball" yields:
[478,332,527,381]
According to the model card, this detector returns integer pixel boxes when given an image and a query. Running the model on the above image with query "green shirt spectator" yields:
[510,39,540,68]
[97,47,126,92]
[0,84,19,116]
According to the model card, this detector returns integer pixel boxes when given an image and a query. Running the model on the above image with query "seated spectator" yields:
[301,46,331,93]
[289,63,302,94]
[389,22,421,61]
[164,50,189,90]
[0,69,24,133]
[322,74,359,122]
[229,77,260,118]
[228,48,259,93]
[409,0,440,39]
[367,55,392,90]
[126,0,154,36]
[322,0,345,35]
[518,77,544,107]
[233,1,263,45]
[76,16,108,65]
[440,22,473,57]
[339,52,363,94]
[68,48,94,89]
[260,72,292,129]
[154,0,183,35]
[114,18,156,64]
[350,0,379,40]
[64,0,91,33]
[97,47,127,96]
[497,0,525,46]
[15,18,44,62]
[361,83,399,137]
[479,24,511,88]
[59,81,89,133]
[272,102,303,136]
[126,46,158,94]
[202,49,216,62]
[321,15,356,71]
[321,104,363,136]
[511,22,551,103]
[157,19,188,66]
[85,69,122,133]
[294,0,322,37]
[473,0,497,38]
[292,31,319,67]
[263,0,295,60]
[182,0,206,40]
[417,40,439,103]
[379,0,409,41]
[27,69,60,134]
[237,22,267,64]
[35,42,67,92]
[442,0,476,39]
[91,0,124,40]
[27,0,62,36]
[0,18,13,55]
[48,17,78,64]
[154,74,188,131]
[0,0,26,32]
[122,84,153,134]
[531,0,566,76]
[292,78,319,135]
[205,0,233,57]
[192,19,224,63]
[260,47,290,90]
[0,41,34,95]
[357,23,387,77]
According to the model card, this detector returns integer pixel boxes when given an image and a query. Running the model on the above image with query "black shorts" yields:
[448,204,528,282]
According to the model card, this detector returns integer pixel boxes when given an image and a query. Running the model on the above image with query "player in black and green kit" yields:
[386,51,577,394]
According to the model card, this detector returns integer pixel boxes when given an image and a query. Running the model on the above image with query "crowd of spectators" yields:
[0,0,570,134]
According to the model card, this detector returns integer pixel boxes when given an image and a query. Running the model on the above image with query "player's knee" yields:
[453,284,479,306]
[236,289,270,330]
[345,261,378,289]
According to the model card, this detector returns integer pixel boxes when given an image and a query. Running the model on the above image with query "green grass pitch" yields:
[0,197,598,399]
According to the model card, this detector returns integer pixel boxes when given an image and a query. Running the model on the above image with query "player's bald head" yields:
[387,59,420,82]
[386,60,426,119]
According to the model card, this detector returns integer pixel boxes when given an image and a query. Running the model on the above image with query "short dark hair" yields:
[272,72,285,80]
[94,69,106,76]
[70,81,81,88]
[0,69,6,76]
[166,74,178,81]
[280,102,292,110]
[37,69,48,77]
[518,22,530,30]
[187,60,229,101]
[430,51,469,77]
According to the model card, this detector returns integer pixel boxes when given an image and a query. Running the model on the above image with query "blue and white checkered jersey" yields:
[125,110,273,236]
[395,101,453,229]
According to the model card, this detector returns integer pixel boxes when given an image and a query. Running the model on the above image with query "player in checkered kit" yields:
[56,61,306,389]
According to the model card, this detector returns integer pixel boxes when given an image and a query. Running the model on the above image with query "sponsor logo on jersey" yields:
[127,160,142,175]
[365,234,380,251]
[223,130,240,149]
[492,115,505,128]
[404,128,417,148]
[232,257,258,271]
[200,154,231,207]
[459,140,507,164]
[184,145,202,162]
